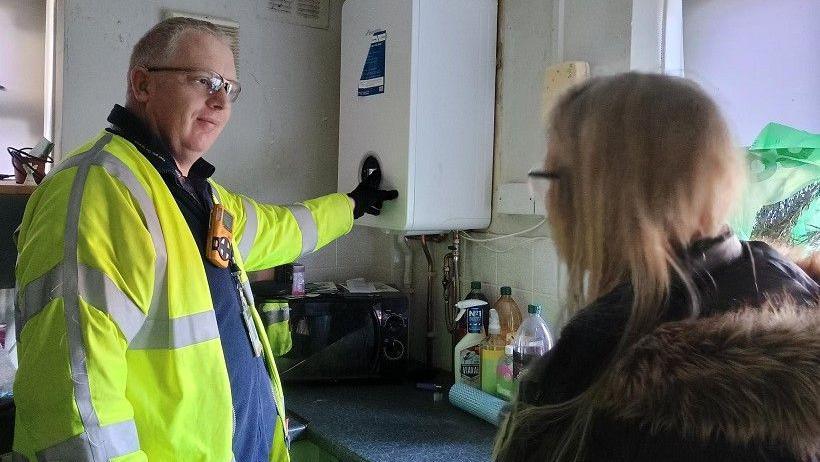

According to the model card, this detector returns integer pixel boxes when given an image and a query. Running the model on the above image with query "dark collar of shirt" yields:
[105,104,216,213]
[106,104,218,230]
[105,104,216,181]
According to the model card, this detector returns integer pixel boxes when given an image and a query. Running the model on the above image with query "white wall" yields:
[489,0,633,236]
[562,0,633,76]
[683,0,820,145]
[59,0,394,281]
[0,0,46,174]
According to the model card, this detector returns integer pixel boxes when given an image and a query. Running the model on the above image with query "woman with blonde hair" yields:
[495,73,819,462]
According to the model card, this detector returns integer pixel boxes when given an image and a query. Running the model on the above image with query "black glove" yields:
[347,175,399,218]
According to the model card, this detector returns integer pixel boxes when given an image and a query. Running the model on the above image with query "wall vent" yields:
[163,10,241,76]
[269,0,329,30]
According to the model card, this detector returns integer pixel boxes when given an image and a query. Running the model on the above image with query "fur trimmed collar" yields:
[600,300,820,459]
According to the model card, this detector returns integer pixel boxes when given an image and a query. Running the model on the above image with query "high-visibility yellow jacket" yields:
[12,131,353,461]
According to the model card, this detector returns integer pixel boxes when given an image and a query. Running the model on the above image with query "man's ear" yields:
[130,67,151,103]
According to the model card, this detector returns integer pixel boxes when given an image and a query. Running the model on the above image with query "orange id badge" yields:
[206,204,234,268]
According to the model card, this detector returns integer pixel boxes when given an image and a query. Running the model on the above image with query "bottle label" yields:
[459,345,481,386]
[467,306,483,333]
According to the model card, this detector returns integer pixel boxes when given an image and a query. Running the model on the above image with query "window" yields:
[0,1,46,175]
[682,0,819,145]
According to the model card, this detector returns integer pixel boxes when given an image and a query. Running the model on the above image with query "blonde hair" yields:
[495,73,745,461]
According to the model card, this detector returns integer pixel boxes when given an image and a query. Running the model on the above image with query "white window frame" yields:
[46,0,65,162]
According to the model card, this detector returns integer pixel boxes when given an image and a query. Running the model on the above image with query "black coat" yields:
[498,237,820,462]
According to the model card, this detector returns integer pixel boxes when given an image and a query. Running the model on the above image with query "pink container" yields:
[291,264,305,296]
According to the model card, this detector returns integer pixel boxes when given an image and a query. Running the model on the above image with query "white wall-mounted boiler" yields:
[337,0,497,234]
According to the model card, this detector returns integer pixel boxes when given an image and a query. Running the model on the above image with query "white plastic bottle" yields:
[512,304,554,379]
[453,299,487,387]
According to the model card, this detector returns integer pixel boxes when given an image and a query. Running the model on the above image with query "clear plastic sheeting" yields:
[732,123,820,250]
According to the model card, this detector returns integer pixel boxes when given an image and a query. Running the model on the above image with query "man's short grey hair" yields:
[126,17,232,102]
[129,17,231,70]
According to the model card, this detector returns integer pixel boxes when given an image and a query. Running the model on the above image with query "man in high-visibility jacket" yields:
[12,17,396,462]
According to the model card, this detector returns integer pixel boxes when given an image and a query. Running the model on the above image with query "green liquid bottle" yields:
[481,309,506,395]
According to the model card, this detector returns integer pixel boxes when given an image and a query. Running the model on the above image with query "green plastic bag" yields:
[731,123,820,249]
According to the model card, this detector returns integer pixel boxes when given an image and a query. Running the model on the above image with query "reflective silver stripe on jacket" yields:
[95,152,219,350]
[15,133,116,343]
[35,419,141,461]
[260,307,290,326]
[16,264,146,343]
[87,170,220,351]
[77,264,146,342]
[285,204,319,256]
[129,310,221,350]
[15,265,61,343]
[61,133,121,461]
[238,197,258,259]
[19,137,219,351]
[93,151,169,317]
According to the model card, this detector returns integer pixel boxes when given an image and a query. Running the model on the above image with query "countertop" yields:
[285,382,498,462]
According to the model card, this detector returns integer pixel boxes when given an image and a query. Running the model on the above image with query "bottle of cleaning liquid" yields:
[494,286,523,343]
[512,304,554,379]
[453,299,487,388]
[454,281,489,344]
[480,309,505,395]
[453,304,468,346]
[496,344,515,400]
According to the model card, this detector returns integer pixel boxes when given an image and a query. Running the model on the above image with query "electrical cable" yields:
[459,218,547,242]
[472,236,550,254]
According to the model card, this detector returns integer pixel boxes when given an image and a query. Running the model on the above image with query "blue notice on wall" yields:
[358,29,386,96]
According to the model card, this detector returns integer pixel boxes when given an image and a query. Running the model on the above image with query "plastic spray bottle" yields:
[453,299,487,388]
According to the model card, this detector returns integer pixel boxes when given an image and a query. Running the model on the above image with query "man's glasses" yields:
[146,67,242,102]
[528,170,560,180]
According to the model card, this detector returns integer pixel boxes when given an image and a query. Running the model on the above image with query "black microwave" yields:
[273,291,409,382]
